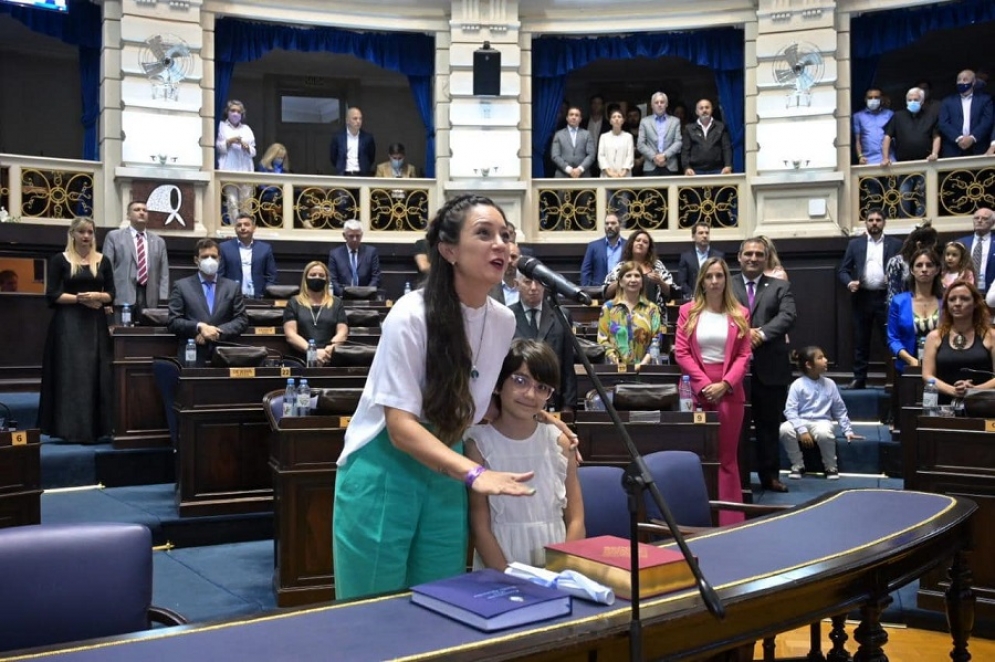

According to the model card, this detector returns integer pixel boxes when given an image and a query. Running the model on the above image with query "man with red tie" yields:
[102,201,170,316]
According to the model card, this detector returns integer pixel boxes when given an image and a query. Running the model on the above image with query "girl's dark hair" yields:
[496,339,560,395]
[423,194,507,444]
[621,230,659,266]
[899,220,938,263]
[795,345,823,373]
[904,247,944,299]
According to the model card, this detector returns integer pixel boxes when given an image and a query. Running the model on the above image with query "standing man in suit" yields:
[550,106,595,178]
[217,213,278,299]
[681,99,733,176]
[676,221,723,296]
[938,70,994,158]
[732,238,797,493]
[511,273,577,413]
[580,213,625,286]
[637,92,682,176]
[329,107,376,176]
[957,207,995,293]
[166,239,248,365]
[327,219,381,297]
[102,200,170,315]
[838,210,903,389]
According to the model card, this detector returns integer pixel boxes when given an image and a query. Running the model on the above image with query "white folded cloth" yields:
[505,562,615,605]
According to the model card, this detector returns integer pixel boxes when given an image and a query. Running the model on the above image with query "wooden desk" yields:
[911,415,995,622]
[13,490,977,662]
[0,429,41,529]
[174,367,367,517]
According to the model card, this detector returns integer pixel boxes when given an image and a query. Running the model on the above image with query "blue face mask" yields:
[390,158,404,169]
[957,82,974,95]
[907,100,922,114]
[273,158,283,167]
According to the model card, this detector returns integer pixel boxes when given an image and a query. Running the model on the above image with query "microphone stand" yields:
[543,290,725,662]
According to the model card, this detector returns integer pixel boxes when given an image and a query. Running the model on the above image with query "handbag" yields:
[327,343,377,368]
[139,308,169,327]
[612,383,678,411]
[210,346,270,368]
[342,286,378,300]
[576,338,607,364]
[314,388,365,415]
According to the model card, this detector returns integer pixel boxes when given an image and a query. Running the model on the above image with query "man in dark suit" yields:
[217,214,278,299]
[676,221,723,296]
[327,220,381,297]
[938,69,994,158]
[681,99,733,176]
[837,209,903,389]
[488,243,521,306]
[732,238,796,493]
[328,107,376,176]
[580,213,625,286]
[511,274,577,413]
[956,207,995,293]
[550,106,595,178]
[167,239,248,365]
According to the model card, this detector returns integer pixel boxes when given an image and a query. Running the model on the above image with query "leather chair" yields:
[576,465,630,539]
[152,356,181,446]
[0,523,185,653]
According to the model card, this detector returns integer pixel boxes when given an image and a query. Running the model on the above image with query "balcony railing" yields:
[0,154,103,224]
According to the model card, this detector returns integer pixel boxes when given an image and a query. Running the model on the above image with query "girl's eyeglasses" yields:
[508,373,555,400]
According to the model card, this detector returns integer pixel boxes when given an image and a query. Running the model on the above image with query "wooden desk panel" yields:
[0,430,41,529]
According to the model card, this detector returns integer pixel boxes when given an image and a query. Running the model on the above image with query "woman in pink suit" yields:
[674,257,752,525]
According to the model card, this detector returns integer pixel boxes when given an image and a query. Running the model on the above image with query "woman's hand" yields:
[537,411,581,463]
[701,382,729,403]
[953,380,973,398]
[77,292,104,309]
[471,469,536,496]
[316,348,331,365]
[798,431,815,448]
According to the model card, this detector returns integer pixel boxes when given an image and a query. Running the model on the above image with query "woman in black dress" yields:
[38,217,115,443]
[922,281,995,404]
[283,261,348,365]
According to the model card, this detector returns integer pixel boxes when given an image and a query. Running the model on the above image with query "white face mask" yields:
[866,98,881,111]
[198,257,219,276]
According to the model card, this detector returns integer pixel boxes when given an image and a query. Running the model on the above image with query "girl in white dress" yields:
[467,339,585,569]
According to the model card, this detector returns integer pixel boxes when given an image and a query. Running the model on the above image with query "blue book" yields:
[410,569,572,632]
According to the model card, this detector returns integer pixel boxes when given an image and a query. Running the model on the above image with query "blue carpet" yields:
[0,391,38,429]
[838,386,887,421]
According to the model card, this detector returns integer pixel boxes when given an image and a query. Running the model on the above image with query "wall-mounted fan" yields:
[139,34,193,101]
[773,42,824,108]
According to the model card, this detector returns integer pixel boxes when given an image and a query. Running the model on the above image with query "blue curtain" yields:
[851,0,995,110]
[532,29,745,176]
[0,1,102,160]
[214,19,436,176]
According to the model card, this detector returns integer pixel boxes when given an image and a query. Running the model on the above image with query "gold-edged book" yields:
[544,535,695,601]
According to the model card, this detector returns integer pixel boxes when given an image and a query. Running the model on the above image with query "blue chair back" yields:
[642,451,713,527]
[152,357,181,445]
[577,465,631,540]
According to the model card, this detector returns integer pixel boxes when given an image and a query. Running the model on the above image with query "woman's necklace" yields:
[952,326,972,350]
[470,303,489,380]
[308,301,322,326]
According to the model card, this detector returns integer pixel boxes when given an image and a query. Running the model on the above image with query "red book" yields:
[545,535,694,600]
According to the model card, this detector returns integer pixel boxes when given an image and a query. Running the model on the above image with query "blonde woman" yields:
[257,142,289,174]
[674,257,752,523]
[39,217,115,444]
[597,261,663,365]
[283,261,348,365]
[757,235,788,280]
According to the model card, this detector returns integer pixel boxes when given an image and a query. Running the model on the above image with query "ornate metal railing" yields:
[0,154,103,224]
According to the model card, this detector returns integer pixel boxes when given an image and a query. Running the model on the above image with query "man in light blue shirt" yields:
[852,87,893,165]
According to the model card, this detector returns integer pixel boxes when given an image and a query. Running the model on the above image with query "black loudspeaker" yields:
[473,42,501,97]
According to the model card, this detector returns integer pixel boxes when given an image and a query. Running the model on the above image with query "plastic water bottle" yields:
[649,337,661,365]
[121,303,132,327]
[679,375,695,413]
[916,337,926,363]
[184,339,197,367]
[296,378,311,416]
[922,379,939,416]
[282,378,296,418]
[306,339,318,368]
[404,281,412,295]
[245,279,254,299]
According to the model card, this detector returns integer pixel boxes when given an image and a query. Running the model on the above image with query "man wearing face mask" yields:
[882,87,940,166]
[852,88,893,165]
[167,239,249,366]
[938,69,993,158]
[375,143,418,178]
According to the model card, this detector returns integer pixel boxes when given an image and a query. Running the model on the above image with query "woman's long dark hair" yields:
[620,229,659,266]
[423,194,507,445]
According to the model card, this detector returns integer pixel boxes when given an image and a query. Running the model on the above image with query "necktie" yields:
[973,237,984,275]
[529,309,539,336]
[747,280,755,309]
[136,232,148,286]
[203,281,215,315]
[350,251,359,286]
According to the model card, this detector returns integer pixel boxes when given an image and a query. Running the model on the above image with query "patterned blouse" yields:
[603,259,674,324]
[885,255,908,306]
[596,296,663,365]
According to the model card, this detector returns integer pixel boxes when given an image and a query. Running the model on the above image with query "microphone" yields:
[960,368,995,378]
[517,256,592,305]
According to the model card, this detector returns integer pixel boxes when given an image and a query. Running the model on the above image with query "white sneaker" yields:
[788,467,803,479]
[826,470,839,480]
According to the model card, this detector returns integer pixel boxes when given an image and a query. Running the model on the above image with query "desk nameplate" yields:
[254,327,277,335]
[229,368,256,379]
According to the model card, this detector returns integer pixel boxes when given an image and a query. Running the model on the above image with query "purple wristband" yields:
[464,465,486,488]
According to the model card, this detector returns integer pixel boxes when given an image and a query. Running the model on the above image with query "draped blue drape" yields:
[214,19,436,176]
[0,1,102,160]
[851,0,995,111]
[532,29,745,177]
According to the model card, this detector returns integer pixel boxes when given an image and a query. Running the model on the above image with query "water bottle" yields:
[922,379,939,416]
[120,303,132,327]
[306,339,318,368]
[245,279,254,299]
[916,337,926,363]
[184,339,197,367]
[679,375,695,413]
[404,281,412,295]
[649,337,661,366]
[296,378,311,416]
[282,378,296,418]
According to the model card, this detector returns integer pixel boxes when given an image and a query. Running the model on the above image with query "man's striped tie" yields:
[136,232,148,286]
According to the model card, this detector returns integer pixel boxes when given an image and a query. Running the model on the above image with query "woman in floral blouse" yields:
[597,261,663,365]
